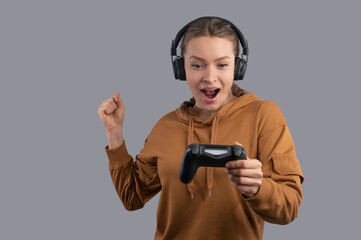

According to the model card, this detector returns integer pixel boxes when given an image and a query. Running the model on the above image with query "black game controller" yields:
[179,143,247,184]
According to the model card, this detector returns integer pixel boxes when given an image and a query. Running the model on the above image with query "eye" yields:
[218,64,228,68]
[191,64,203,69]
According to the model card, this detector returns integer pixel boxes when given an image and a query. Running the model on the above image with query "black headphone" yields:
[171,16,249,81]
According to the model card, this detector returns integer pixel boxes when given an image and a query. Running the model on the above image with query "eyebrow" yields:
[189,55,231,62]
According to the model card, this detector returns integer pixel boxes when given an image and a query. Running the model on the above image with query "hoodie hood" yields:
[175,84,262,199]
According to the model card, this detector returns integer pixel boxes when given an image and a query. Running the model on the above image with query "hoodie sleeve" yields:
[244,101,304,225]
[105,136,161,211]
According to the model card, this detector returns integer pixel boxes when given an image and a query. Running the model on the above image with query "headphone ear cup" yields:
[178,57,186,80]
[172,57,186,81]
[172,57,180,80]
[234,57,247,80]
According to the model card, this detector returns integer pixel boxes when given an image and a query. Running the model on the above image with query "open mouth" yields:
[201,88,220,99]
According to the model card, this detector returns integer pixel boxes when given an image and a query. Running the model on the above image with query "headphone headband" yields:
[171,16,248,57]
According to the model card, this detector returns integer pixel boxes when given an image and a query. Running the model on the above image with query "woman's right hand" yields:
[98,92,125,133]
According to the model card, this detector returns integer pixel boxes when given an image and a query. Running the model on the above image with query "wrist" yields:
[106,128,124,149]
[241,185,261,198]
[106,127,122,136]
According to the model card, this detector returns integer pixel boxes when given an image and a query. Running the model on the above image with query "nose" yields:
[203,65,217,83]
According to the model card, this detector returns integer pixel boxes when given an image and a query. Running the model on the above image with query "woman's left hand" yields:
[225,141,263,198]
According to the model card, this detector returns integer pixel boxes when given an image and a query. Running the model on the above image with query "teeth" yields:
[203,89,217,92]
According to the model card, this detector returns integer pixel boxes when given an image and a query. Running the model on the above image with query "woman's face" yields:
[183,36,236,118]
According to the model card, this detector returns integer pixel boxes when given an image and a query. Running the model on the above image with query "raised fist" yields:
[97,92,125,132]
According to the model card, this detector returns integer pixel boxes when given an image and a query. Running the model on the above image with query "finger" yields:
[113,96,118,108]
[102,102,115,115]
[226,159,262,169]
[114,91,120,100]
[234,184,260,197]
[102,101,114,114]
[110,98,117,109]
[228,174,262,186]
[97,106,106,118]
[113,92,123,108]
[226,168,263,178]
[105,107,113,115]
[232,141,249,160]
[98,104,109,116]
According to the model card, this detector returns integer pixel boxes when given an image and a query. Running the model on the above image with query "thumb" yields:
[113,92,121,107]
[233,141,249,160]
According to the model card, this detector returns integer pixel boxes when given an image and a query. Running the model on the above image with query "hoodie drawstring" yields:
[187,118,195,199]
[207,115,219,197]
[186,115,219,199]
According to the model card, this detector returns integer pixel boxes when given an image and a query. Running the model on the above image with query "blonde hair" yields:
[180,17,240,57]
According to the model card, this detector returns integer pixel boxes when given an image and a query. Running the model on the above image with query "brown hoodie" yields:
[104,85,304,240]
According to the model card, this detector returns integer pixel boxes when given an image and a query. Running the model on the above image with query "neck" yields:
[193,106,216,120]
[193,94,238,120]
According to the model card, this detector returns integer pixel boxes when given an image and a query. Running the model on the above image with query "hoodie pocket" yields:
[271,154,304,183]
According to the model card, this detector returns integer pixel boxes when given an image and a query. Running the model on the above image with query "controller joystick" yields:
[190,143,200,155]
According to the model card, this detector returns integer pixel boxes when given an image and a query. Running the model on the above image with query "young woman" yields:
[98,16,304,240]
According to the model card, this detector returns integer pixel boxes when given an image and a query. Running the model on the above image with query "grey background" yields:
[1,0,360,239]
